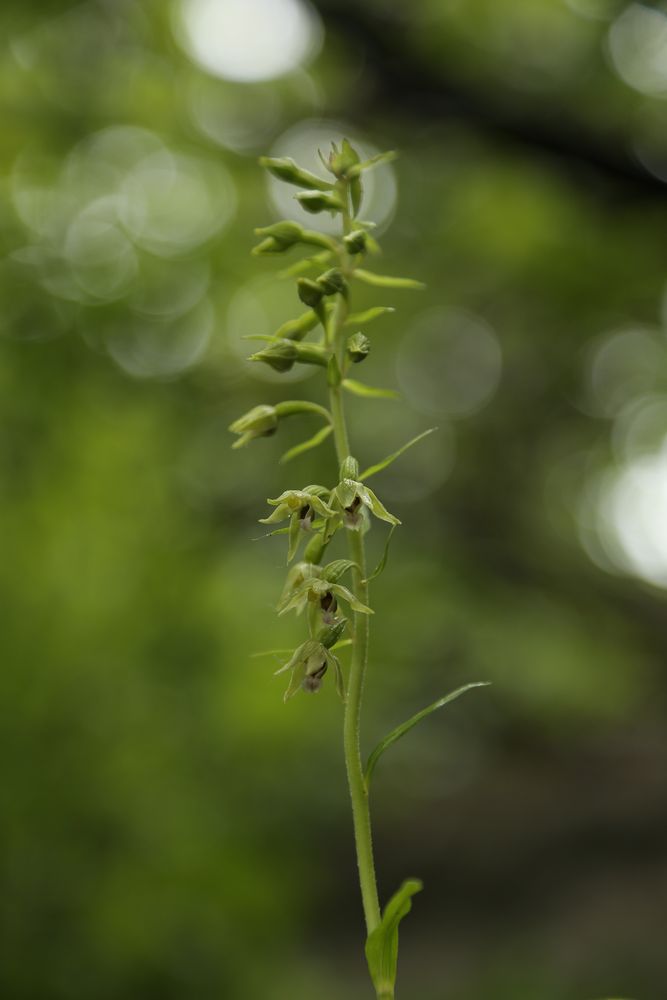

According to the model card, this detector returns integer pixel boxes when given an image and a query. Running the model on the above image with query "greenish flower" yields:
[332,478,401,530]
[260,486,336,562]
[275,637,346,701]
[278,576,372,620]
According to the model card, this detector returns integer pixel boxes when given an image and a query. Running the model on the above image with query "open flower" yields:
[275,626,346,701]
[278,576,372,620]
[260,486,336,562]
[331,478,401,531]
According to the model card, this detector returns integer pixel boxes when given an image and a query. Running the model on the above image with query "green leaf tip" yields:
[342,379,400,400]
[279,424,333,465]
[360,427,438,480]
[355,269,426,290]
[365,879,423,997]
[364,682,491,787]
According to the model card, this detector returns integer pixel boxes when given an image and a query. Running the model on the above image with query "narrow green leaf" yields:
[354,269,426,290]
[348,150,398,177]
[344,306,395,327]
[250,648,296,659]
[330,652,347,703]
[365,879,422,997]
[342,379,400,400]
[330,638,352,651]
[362,524,396,584]
[279,424,333,465]
[287,513,301,563]
[364,683,491,787]
[251,526,290,540]
[278,251,333,279]
[350,174,363,217]
[360,428,438,481]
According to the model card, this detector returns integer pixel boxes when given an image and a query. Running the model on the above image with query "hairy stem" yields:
[328,235,383,961]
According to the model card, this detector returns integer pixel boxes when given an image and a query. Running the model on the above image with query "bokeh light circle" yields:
[176,0,323,82]
[607,3,667,97]
[397,308,502,418]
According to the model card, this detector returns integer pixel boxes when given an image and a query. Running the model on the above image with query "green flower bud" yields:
[317,618,348,649]
[252,221,304,255]
[250,340,329,373]
[228,404,278,448]
[346,332,370,364]
[259,156,332,191]
[249,341,297,373]
[343,229,367,255]
[297,277,324,308]
[317,268,347,297]
[325,139,361,179]
[296,190,345,215]
[340,456,359,481]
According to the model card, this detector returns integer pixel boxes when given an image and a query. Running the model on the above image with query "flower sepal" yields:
[275,637,346,701]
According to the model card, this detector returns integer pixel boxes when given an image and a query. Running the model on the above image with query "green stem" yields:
[329,300,382,941]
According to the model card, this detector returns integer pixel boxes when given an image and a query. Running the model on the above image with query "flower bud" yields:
[346,332,370,364]
[340,455,359,481]
[228,404,278,448]
[252,221,304,255]
[297,277,324,308]
[249,341,297,373]
[325,139,360,179]
[296,190,345,215]
[317,268,347,297]
[259,156,332,192]
[343,229,367,255]
[317,618,348,649]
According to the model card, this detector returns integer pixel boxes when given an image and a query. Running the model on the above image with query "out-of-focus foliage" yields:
[2,1,667,998]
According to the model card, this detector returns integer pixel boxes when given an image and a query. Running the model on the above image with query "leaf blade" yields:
[362,524,396,584]
[279,424,333,464]
[365,879,422,996]
[364,683,491,787]
[344,306,395,327]
[342,379,400,400]
[354,269,426,290]
[360,428,438,481]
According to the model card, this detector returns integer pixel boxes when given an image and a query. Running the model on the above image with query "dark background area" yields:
[2,1,667,997]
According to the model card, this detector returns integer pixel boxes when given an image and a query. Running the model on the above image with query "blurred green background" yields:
[2,1,667,997]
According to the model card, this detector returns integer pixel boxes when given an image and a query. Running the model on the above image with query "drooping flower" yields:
[275,620,347,701]
[260,486,336,562]
[331,478,400,531]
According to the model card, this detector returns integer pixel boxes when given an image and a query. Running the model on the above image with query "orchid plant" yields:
[230,140,487,999]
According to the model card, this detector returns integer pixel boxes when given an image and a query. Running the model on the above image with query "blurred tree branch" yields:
[314,0,667,201]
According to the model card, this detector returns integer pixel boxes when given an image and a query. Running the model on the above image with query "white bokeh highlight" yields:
[176,0,322,82]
